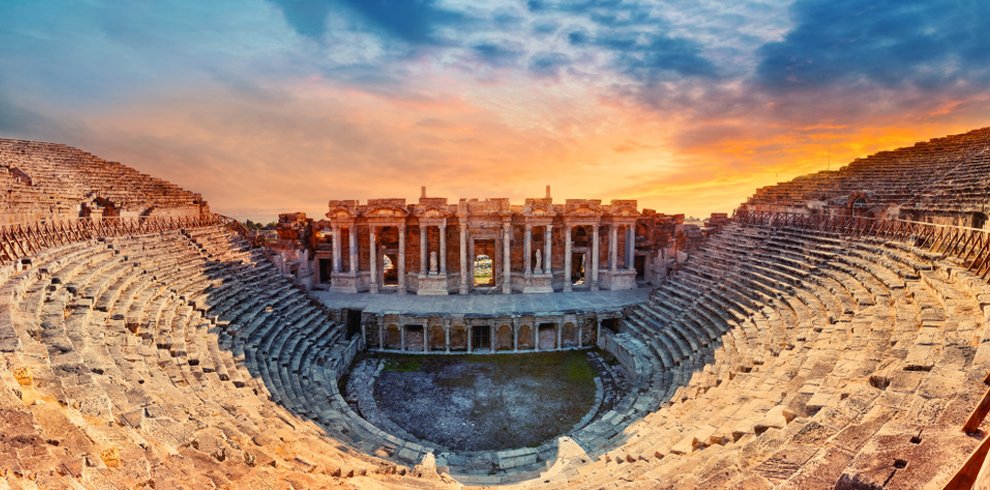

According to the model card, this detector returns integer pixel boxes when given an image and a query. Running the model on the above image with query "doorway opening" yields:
[473,254,494,287]
[318,258,332,285]
[974,212,988,230]
[472,325,491,351]
[383,254,398,286]
[571,252,586,286]
[345,309,362,339]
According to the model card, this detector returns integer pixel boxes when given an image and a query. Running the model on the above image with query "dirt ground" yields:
[372,351,598,451]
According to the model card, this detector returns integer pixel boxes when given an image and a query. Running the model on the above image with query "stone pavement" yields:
[312,287,651,315]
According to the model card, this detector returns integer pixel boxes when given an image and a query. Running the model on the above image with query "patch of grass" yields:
[565,355,596,383]
[370,350,604,451]
[382,356,423,372]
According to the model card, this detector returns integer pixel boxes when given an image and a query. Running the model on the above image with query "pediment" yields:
[364,206,409,218]
[569,207,600,217]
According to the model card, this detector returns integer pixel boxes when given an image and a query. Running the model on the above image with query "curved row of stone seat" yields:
[511,222,990,489]
[0,139,205,225]
[743,127,990,217]
[127,227,439,467]
[0,227,451,488]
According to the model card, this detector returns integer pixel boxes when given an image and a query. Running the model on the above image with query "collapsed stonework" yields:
[269,187,721,293]
[741,127,990,229]
[0,139,209,225]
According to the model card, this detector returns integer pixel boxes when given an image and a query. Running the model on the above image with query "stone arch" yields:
[365,323,380,348]
[93,197,120,218]
[581,319,596,347]
[429,324,446,351]
[495,324,513,351]
[517,324,534,350]
[449,324,468,351]
[384,324,401,349]
[538,323,557,350]
[562,322,577,347]
[974,212,988,230]
[405,325,425,352]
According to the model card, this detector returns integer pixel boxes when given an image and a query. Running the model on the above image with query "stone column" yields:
[556,324,561,350]
[512,317,519,352]
[564,225,573,292]
[468,239,475,289]
[626,225,635,270]
[490,324,494,352]
[348,226,358,274]
[459,220,468,294]
[423,324,428,352]
[332,225,342,273]
[398,225,406,294]
[467,325,473,353]
[544,224,552,276]
[524,224,532,276]
[578,322,583,347]
[609,224,618,274]
[420,225,428,275]
[534,323,540,350]
[444,319,451,353]
[377,314,384,350]
[502,223,512,294]
[400,324,405,351]
[439,222,447,274]
[369,225,378,293]
[591,225,600,291]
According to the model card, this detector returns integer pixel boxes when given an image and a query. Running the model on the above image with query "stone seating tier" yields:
[0,139,207,225]
[0,225,448,488]
[0,216,988,488]
[743,127,990,218]
[513,222,989,489]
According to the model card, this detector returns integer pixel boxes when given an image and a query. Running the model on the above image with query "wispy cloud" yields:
[0,0,988,221]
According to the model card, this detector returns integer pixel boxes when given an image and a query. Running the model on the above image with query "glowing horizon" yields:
[2,1,988,223]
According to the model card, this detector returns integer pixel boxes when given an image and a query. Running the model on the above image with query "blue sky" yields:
[1,0,988,220]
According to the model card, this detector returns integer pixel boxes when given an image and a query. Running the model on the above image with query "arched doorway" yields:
[973,212,988,230]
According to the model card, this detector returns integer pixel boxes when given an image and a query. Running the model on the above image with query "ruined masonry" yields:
[0,128,989,488]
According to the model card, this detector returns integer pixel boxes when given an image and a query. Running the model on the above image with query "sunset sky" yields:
[1,1,989,221]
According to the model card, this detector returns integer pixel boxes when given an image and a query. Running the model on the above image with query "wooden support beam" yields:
[964,385,990,434]
[945,432,990,490]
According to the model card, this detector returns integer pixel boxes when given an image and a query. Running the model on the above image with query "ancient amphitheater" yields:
[1,128,990,489]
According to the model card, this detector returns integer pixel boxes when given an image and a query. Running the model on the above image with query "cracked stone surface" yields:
[363,351,611,451]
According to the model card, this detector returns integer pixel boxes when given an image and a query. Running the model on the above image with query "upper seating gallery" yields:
[741,127,990,229]
[0,139,208,225]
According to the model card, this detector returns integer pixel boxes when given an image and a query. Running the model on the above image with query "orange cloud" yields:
[34,75,990,223]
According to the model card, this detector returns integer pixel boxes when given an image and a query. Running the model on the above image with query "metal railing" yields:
[0,214,236,265]
[734,210,990,281]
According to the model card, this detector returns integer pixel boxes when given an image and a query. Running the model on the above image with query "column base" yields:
[329,273,359,293]
[416,274,449,295]
[599,269,636,290]
[521,273,553,293]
